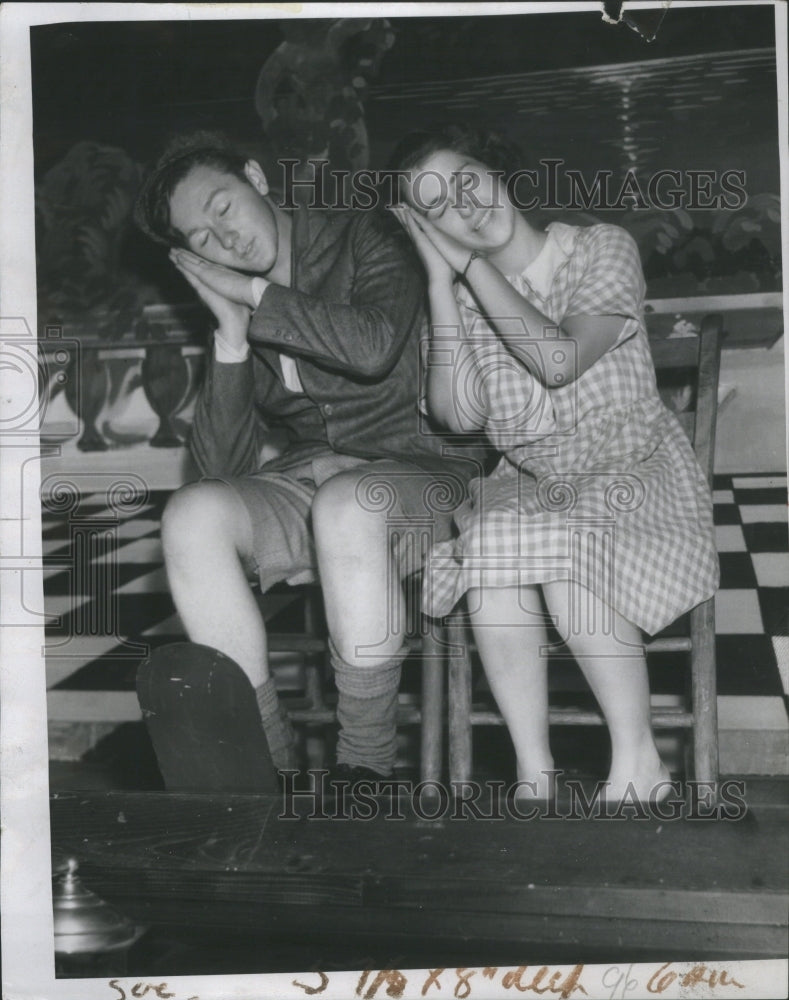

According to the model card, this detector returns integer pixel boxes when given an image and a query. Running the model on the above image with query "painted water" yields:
[369,49,779,195]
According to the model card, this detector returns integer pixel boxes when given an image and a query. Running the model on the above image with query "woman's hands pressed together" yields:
[390,205,485,433]
[391,205,478,286]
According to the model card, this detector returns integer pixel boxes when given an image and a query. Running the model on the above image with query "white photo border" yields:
[1,2,787,998]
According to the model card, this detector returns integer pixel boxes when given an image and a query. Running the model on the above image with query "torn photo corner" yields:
[1,2,788,999]
[601,1,671,43]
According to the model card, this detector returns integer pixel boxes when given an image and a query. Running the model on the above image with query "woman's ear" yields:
[244,160,269,196]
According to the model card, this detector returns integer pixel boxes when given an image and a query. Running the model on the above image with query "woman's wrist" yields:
[427,270,455,293]
[461,250,483,279]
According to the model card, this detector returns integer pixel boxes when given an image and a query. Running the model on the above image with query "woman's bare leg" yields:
[467,585,555,799]
[542,580,669,802]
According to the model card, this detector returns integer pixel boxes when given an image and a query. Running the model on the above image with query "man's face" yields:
[168,161,280,274]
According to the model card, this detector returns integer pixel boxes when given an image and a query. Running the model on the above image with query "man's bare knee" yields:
[312,469,396,541]
[313,472,366,535]
[161,481,246,563]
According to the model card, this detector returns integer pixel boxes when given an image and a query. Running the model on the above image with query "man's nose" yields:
[218,226,239,251]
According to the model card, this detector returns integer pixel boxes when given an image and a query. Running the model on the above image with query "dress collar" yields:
[516,222,580,300]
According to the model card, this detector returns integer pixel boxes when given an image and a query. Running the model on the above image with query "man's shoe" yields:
[136,641,279,793]
[325,763,400,798]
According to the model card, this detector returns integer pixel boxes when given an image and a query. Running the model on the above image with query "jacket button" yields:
[323,404,333,416]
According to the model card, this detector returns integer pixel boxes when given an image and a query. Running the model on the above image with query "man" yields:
[134,131,475,787]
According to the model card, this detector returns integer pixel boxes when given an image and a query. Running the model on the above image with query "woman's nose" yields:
[456,196,475,218]
[454,187,475,216]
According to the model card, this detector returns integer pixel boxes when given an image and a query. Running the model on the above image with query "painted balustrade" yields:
[38,305,208,453]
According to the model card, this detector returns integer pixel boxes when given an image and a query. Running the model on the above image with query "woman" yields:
[389,125,719,803]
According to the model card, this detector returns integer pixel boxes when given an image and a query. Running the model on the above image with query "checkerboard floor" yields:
[42,474,788,749]
[712,475,788,703]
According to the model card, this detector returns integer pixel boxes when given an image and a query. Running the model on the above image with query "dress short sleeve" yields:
[564,225,646,346]
[455,283,556,444]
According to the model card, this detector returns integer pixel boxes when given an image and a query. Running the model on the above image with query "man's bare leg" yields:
[160,479,295,768]
[312,464,413,775]
[161,480,268,684]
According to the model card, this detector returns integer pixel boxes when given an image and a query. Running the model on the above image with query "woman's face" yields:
[401,149,517,251]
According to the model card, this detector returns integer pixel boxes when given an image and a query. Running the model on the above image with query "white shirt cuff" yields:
[214,331,250,364]
[213,278,268,363]
[251,276,269,306]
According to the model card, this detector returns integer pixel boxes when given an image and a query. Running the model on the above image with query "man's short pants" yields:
[218,451,463,593]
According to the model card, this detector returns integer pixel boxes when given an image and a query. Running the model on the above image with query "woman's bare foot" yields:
[512,759,558,804]
[604,744,672,804]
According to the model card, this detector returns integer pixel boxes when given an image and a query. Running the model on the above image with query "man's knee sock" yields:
[331,640,408,777]
[256,677,298,771]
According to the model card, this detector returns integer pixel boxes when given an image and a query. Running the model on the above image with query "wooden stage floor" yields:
[49,777,788,977]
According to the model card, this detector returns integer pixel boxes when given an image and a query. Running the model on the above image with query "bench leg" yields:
[420,624,445,785]
[690,598,719,792]
[447,613,473,786]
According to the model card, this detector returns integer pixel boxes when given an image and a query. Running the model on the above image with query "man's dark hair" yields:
[387,124,524,198]
[134,131,251,246]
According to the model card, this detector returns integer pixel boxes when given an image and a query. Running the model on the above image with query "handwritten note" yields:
[645,962,745,993]
[108,982,197,1000]
[105,960,758,1000]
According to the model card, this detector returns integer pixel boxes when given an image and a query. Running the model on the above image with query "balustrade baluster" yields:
[64,349,109,452]
[141,343,190,448]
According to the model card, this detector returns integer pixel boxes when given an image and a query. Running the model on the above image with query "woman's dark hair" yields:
[387,124,524,200]
[134,131,250,246]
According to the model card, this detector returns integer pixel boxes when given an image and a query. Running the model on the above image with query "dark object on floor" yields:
[136,642,278,793]
[53,857,142,977]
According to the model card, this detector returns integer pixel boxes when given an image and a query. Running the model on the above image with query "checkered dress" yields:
[423,222,719,636]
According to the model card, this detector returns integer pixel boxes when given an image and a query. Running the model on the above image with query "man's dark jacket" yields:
[191,205,481,484]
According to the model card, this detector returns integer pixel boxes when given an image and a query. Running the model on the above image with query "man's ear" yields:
[244,160,269,196]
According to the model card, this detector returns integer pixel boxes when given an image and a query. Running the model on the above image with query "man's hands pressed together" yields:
[170,248,270,352]
[170,248,265,307]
